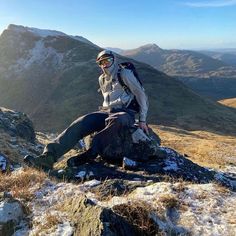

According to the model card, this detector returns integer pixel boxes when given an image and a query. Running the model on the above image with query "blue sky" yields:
[0,0,236,49]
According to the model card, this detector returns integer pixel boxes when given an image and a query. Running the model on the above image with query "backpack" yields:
[117,62,143,112]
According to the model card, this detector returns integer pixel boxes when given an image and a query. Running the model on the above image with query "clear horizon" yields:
[0,0,236,50]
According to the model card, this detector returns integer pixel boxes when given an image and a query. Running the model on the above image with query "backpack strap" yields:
[117,66,141,113]
[117,66,130,93]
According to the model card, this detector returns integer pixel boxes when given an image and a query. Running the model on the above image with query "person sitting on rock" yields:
[24,50,149,170]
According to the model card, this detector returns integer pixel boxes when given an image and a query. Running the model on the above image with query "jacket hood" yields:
[102,57,118,80]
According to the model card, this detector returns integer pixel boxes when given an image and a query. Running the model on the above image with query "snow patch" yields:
[17,179,102,235]
[11,163,236,235]
[75,170,86,178]
[8,24,67,38]
[52,222,74,236]
[83,179,101,188]
[12,39,64,72]
[163,160,179,171]
[8,24,96,46]
[12,176,236,235]
[101,182,236,235]
[160,147,181,171]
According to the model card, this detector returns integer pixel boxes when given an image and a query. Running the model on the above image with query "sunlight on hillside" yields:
[152,125,236,168]
[219,98,236,108]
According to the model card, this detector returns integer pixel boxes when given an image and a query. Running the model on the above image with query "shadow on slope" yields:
[51,146,236,192]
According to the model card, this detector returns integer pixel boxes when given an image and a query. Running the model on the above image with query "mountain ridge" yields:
[120,43,236,78]
[115,44,236,100]
[7,24,98,47]
[0,24,236,135]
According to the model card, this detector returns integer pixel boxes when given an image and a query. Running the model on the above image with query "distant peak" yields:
[5,24,97,46]
[7,24,67,38]
[7,24,24,31]
[140,44,162,50]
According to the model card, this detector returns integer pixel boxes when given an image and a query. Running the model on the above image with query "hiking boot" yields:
[67,149,97,167]
[49,168,75,180]
[24,153,56,171]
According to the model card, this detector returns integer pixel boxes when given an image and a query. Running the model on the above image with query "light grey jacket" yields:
[98,64,148,122]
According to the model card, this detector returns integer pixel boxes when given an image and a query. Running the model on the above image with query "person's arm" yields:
[121,69,149,134]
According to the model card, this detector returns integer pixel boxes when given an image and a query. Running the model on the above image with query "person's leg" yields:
[67,110,136,167]
[44,111,108,160]
[91,111,135,155]
[24,111,108,170]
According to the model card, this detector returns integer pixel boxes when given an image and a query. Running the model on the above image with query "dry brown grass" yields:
[172,181,187,193]
[90,179,131,201]
[219,98,236,108]
[41,213,61,229]
[214,183,231,195]
[0,168,46,201]
[227,218,236,224]
[152,125,236,168]
[158,194,179,209]
[32,212,62,236]
[112,201,162,235]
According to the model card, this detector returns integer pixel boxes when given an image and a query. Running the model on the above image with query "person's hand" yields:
[139,122,149,135]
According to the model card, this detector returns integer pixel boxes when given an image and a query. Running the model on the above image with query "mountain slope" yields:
[219,98,236,108]
[0,25,236,135]
[121,44,236,100]
[199,49,236,66]
[121,44,236,78]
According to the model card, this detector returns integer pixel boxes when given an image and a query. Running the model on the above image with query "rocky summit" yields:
[0,108,236,235]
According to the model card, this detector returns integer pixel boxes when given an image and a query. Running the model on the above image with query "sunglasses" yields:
[97,57,114,67]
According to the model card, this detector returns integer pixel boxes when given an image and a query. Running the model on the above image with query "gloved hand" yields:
[139,122,149,135]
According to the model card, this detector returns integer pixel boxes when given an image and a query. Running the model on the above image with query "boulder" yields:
[0,196,25,236]
[0,107,35,142]
[84,126,162,163]
[52,126,236,191]
[61,195,159,235]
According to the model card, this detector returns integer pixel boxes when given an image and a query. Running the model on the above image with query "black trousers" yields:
[44,109,135,160]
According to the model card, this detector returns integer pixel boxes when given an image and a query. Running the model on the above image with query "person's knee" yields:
[106,112,133,127]
[70,113,96,129]
[74,113,91,125]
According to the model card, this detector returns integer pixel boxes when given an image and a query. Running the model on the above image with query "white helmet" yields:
[96,50,114,63]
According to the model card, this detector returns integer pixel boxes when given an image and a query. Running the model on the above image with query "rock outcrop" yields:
[53,127,236,191]
[0,193,25,236]
[0,107,44,170]
[61,195,161,236]
[0,107,35,142]
[1,107,236,235]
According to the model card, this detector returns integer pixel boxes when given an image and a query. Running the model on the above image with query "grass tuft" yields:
[0,168,46,201]
[158,194,179,209]
[113,201,161,235]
